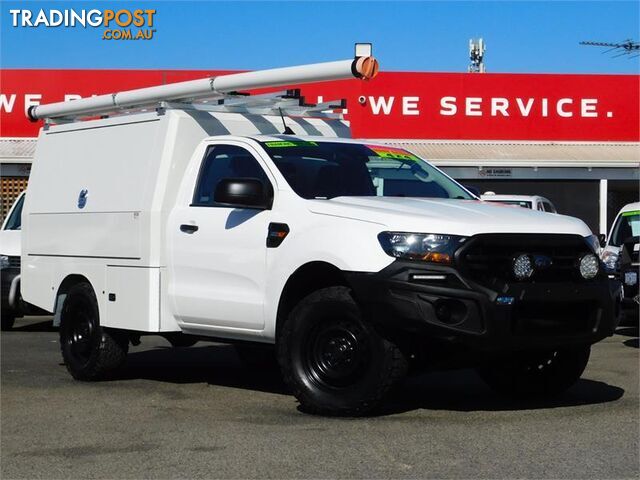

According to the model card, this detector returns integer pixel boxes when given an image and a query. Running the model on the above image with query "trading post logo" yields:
[8,8,157,40]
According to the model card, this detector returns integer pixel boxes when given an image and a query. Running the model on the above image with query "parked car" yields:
[0,192,48,330]
[601,202,639,318]
[1,192,25,330]
[22,54,620,416]
[481,193,558,213]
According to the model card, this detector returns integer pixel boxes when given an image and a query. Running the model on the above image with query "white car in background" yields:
[0,191,47,330]
[481,193,557,213]
[1,191,25,330]
[601,202,639,316]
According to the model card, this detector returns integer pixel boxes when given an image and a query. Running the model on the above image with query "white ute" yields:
[22,45,620,415]
[481,193,558,213]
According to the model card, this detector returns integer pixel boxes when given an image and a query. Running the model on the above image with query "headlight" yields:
[601,250,619,272]
[377,232,467,264]
[0,255,8,269]
[513,254,534,280]
[579,253,599,279]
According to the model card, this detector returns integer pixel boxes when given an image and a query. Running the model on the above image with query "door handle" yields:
[180,224,199,234]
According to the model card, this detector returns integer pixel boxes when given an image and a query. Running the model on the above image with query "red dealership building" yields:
[1,69,638,233]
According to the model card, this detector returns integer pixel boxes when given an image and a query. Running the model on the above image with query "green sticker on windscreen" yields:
[621,210,640,217]
[264,141,318,148]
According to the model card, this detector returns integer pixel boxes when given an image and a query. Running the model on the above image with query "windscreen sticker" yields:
[366,145,419,161]
[629,218,640,237]
[264,141,318,148]
[621,210,640,217]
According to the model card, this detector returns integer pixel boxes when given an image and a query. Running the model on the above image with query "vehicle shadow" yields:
[616,325,639,348]
[107,343,624,415]
[377,370,625,416]
[10,318,56,332]
[109,343,288,396]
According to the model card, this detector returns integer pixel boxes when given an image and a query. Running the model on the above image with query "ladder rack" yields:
[29,43,377,124]
[43,90,347,126]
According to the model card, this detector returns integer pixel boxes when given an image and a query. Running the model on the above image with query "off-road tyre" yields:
[277,286,407,416]
[477,345,591,398]
[1,313,16,331]
[60,282,129,380]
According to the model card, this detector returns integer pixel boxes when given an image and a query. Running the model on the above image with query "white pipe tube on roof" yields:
[28,56,378,121]
[211,59,354,92]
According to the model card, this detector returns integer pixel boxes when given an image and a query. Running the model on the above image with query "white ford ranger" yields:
[21,52,620,415]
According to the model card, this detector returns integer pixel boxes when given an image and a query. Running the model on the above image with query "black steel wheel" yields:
[60,282,128,380]
[303,318,371,389]
[477,345,591,398]
[278,286,407,416]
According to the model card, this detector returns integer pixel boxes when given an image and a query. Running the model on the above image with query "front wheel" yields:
[60,282,129,380]
[477,345,591,398]
[277,286,407,416]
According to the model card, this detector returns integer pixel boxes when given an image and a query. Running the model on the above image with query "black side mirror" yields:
[214,178,272,210]
[463,184,481,197]
[598,233,606,248]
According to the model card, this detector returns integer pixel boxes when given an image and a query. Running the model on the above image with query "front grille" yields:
[8,256,20,269]
[456,234,592,288]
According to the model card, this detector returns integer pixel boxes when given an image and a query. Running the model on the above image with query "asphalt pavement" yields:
[1,316,638,479]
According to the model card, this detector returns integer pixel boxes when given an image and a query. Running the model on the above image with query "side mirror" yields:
[463,184,481,197]
[598,233,606,248]
[214,178,272,210]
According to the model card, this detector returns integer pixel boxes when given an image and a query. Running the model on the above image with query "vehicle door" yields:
[169,142,274,331]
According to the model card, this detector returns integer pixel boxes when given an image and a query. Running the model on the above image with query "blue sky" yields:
[1,1,638,73]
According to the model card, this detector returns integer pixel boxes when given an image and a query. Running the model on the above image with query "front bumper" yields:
[346,260,621,352]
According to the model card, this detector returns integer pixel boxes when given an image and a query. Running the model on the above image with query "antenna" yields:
[279,108,295,135]
[469,38,486,73]
[580,39,640,59]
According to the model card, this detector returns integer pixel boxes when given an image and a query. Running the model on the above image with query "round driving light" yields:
[579,253,599,279]
[513,254,534,280]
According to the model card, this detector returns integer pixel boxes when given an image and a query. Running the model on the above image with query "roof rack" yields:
[28,43,377,124]
[158,89,347,119]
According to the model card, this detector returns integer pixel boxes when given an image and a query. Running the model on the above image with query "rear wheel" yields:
[477,345,591,398]
[278,286,407,416]
[60,282,128,380]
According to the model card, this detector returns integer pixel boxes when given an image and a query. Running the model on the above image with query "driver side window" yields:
[192,145,270,206]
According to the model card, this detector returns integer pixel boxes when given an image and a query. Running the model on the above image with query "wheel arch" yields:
[275,261,349,339]
[52,274,94,327]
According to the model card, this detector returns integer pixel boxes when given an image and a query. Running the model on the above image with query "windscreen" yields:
[260,141,474,200]
[486,199,533,209]
[3,194,24,230]
[610,210,640,246]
